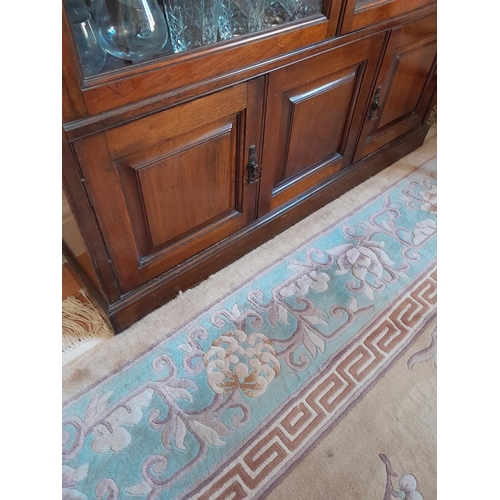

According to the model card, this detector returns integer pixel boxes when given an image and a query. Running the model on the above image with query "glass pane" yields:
[263,0,323,28]
[355,0,394,11]
[64,0,324,77]
[165,0,220,52]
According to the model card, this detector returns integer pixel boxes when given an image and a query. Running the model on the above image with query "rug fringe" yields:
[62,291,113,353]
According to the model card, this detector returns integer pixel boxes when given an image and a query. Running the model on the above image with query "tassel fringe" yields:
[62,291,113,353]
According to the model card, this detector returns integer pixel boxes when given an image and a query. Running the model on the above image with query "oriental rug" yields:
[62,129,437,500]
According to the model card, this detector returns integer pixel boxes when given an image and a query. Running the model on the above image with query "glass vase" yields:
[219,0,266,40]
[94,0,169,63]
[163,0,220,53]
[67,7,107,76]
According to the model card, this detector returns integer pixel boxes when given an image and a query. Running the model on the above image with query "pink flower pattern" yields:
[327,240,408,300]
[419,185,437,214]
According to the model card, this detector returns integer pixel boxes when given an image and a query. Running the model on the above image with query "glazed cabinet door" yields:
[72,79,264,293]
[340,0,435,35]
[353,14,436,162]
[258,32,385,216]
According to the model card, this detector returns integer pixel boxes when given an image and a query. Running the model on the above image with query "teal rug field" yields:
[62,153,437,500]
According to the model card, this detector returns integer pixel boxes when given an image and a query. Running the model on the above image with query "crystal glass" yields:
[263,1,291,27]
[263,0,322,28]
[219,0,266,40]
[94,0,169,63]
[83,0,99,21]
[163,0,220,53]
[67,7,107,76]
[286,0,322,20]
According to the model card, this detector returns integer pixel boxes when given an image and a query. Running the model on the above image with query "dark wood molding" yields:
[62,6,87,122]
[62,132,121,303]
[63,3,437,141]
[340,0,435,34]
[78,19,328,116]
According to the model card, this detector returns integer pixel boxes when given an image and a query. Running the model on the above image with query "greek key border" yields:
[189,264,437,500]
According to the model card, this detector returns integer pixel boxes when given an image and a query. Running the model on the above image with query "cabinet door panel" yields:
[119,117,238,251]
[353,14,436,162]
[73,80,263,293]
[377,42,435,128]
[259,33,385,216]
[281,68,356,181]
[340,0,435,35]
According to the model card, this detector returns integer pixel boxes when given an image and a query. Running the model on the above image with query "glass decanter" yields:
[66,6,107,76]
[94,0,169,63]
[163,0,220,53]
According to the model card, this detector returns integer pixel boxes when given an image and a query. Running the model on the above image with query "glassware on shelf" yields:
[286,0,322,20]
[67,7,107,76]
[93,0,169,63]
[263,0,323,29]
[82,0,99,21]
[219,0,265,40]
[263,1,291,28]
[162,0,220,53]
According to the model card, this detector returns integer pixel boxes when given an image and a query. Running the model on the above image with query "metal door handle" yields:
[368,85,382,121]
[246,145,261,184]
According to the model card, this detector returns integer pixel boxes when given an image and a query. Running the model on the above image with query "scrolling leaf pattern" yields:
[62,169,436,499]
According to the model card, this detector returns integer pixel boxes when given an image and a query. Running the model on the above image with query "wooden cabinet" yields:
[258,32,385,215]
[353,13,437,162]
[339,0,435,34]
[72,80,264,293]
[62,1,437,332]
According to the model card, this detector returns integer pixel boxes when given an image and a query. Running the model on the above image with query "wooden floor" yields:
[62,263,86,301]
[62,262,115,361]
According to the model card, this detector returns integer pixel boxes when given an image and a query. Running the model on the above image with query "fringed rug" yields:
[62,129,437,499]
[62,291,114,365]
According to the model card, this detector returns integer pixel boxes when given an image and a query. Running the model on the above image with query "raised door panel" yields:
[353,14,436,162]
[376,42,435,128]
[340,0,436,35]
[258,32,386,216]
[118,117,238,253]
[72,81,263,293]
[280,69,356,181]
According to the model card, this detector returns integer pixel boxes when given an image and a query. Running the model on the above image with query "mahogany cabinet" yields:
[62,0,437,332]
[258,31,385,215]
[72,80,264,293]
[353,13,437,161]
[339,0,435,34]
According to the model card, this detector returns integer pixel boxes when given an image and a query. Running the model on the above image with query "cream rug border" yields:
[186,263,436,499]
[62,127,437,402]
[266,316,437,500]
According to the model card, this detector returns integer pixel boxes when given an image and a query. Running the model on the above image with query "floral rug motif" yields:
[62,159,437,500]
